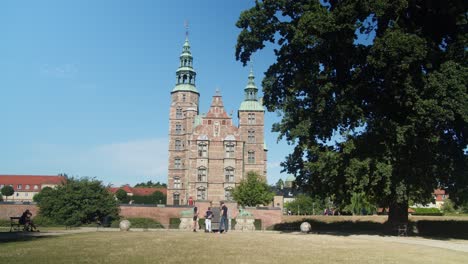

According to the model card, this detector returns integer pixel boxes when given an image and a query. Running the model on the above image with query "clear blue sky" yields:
[0,0,294,186]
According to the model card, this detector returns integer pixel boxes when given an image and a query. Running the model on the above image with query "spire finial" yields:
[215,87,220,96]
[184,20,189,39]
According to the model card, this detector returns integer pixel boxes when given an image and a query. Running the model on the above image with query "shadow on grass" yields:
[0,231,57,243]
[270,219,468,239]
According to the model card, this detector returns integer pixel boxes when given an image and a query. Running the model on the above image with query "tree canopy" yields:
[134,181,167,188]
[232,171,275,207]
[36,178,119,226]
[1,185,14,201]
[236,0,467,223]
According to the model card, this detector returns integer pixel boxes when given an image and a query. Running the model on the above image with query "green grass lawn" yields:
[0,231,467,264]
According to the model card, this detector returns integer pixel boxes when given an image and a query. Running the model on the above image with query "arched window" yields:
[197,167,207,182]
[248,151,255,164]
[224,167,234,182]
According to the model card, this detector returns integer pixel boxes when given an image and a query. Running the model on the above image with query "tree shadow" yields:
[270,219,468,239]
[0,231,58,243]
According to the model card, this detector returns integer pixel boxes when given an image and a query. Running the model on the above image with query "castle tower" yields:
[238,68,267,179]
[167,37,199,206]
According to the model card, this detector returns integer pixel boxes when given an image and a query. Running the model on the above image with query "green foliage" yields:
[33,186,53,203]
[344,192,377,215]
[1,185,14,201]
[131,191,166,204]
[232,171,274,207]
[33,215,61,227]
[411,207,443,216]
[115,189,129,203]
[254,219,262,230]
[275,179,284,189]
[235,0,468,223]
[36,177,119,226]
[134,181,167,188]
[441,199,456,213]
[285,194,326,215]
[110,218,164,229]
[169,218,180,229]
[0,194,3,201]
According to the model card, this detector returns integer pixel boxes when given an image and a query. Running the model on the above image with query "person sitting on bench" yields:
[20,209,39,232]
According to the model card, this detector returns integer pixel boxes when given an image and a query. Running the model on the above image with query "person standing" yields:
[192,207,199,232]
[219,202,228,233]
[205,207,213,233]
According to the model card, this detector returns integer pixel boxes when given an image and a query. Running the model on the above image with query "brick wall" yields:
[0,203,39,219]
[0,203,283,229]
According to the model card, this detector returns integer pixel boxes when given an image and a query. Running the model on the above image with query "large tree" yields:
[37,177,119,226]
[236,0,467,223]
[233,171,275,207]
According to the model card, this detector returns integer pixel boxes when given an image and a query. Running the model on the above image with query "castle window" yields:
[225,188,233,201]
[176,108,183,118]
[248,113,256,124]
[175,124,182,134]
[248,130,255,143]
[225,167,234,182]
[174,158,182,169]
[174,177,181,189]
[173,193,180,206]
[225,142,235,158]
[248,151,255,164]
[197,187,206,200]
[182,94,186,102]
[198,142,208,157]
[175,139,182,150]
[197,167,207,182]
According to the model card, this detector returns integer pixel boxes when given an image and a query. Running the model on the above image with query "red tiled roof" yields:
[0,175,66,191]
[434,189,445,195]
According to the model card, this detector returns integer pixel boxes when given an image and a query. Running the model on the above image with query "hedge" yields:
[110,218,164,229]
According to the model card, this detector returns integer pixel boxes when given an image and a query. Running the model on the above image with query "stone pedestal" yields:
[235,217,255,231]
[179,217,193,230]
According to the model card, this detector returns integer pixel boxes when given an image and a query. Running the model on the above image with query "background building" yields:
[0,175,65,202]
[167,37,267,205]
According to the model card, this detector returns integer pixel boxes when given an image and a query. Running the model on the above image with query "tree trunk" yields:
[388,202,409,224]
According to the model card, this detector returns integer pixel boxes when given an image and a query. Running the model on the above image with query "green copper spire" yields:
[239,68,264,111]
[172,36,198,93]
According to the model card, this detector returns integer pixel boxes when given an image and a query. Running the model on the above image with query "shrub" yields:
[33,215,61,227]
[169,218,180,229]
[411,207,444,216]
[254,219,262,230]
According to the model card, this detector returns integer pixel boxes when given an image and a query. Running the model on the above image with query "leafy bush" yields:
[411,207,444,216]
[254,219,262,230]
[131,191,167,205]
[33,215,61,227]
[37,177,120,226]
[441,199,455,213]
[0,219,10,227]
[169,218,180,229]
[110,218,164,229]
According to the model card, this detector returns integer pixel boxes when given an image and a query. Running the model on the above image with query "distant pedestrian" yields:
[219,202,228,233]
[193,207,199,232]
[205,207,213,233]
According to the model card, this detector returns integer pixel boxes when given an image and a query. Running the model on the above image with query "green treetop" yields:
[235,0,467,223]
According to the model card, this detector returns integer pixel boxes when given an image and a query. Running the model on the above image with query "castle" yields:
[167,37,267,205]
